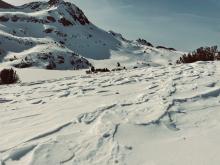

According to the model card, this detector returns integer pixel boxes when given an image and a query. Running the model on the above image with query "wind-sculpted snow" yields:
[1,62,220,164]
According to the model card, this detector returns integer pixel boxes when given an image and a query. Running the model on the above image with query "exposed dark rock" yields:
[0,16,9,22]
[109,31,128,42]
[14,61,33,68]
[58,17,73,26]
[11,15,19,22]
[37,53,52,60]
[112,67,127,72]
[44,28,53,33]
[66,3,90,25]
[86,67,110,74]
[48,0,63,6]
[59,41,65,45]
[46,60,56,69]
[55,31,67,37]
[156,46,176,51]
[0,0,15,9]
[57,55,64,60]
[111,63,127,72]
[47,16,56,22]
[137,38,154,47]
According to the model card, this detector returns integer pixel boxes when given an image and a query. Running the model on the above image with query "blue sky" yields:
[7,0,220,51]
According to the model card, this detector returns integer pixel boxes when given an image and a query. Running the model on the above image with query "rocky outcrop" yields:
[136,38,154,47]
[156,46,176,51]
[48,0,64,6]
[0,0,15,9]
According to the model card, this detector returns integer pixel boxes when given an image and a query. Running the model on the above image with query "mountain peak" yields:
[0,0,15,9]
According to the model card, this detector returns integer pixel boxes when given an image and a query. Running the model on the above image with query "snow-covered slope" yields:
[0,0,183,70]
[0,0,117,69]
[1,61,220,164]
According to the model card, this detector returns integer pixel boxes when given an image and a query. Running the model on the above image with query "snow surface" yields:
[0,1,218,165]
[1,61,220,165]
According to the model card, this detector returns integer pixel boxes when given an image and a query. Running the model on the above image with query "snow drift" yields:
[1,61,220,165]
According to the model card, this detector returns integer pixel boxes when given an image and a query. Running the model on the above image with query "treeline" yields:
[177,46,220,64]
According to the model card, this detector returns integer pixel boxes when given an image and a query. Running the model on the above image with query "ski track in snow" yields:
[1,61,220,164]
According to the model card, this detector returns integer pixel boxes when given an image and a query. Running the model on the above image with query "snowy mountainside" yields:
[1,61,220,164]
[0,0,119,69]
[0,0,183,70]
